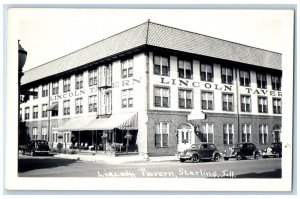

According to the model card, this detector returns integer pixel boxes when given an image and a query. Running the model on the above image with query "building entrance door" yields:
[177,123,194,153]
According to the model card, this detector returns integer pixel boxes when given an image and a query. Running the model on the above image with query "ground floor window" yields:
[241,124,251,142]
[155,122,169,147]
[42,127,48,141]
[63,132,71,143]
[199,123,214,142]
[52,131,58,143]
[223,124,234,145]
[259,125,268,144]
[32,127,38,140]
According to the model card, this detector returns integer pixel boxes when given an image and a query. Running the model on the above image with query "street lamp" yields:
[18,40,27,149]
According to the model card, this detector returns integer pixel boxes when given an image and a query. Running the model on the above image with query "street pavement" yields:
[18,154,281,178]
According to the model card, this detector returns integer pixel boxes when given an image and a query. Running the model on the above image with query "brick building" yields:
[20,21,282,156]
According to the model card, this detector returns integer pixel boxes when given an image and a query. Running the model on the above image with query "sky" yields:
[16,9,287,71]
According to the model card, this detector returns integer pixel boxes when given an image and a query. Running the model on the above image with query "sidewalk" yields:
[54,153,179,164]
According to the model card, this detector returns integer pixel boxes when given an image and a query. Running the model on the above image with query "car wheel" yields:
[236,154,242,160]
[224,157,229,161]
[180,159,185,163]
[254,153,260,159]
[274,153,280,158]
[30,150,35,156]
[191,154,200,163]
[214,154,220,162]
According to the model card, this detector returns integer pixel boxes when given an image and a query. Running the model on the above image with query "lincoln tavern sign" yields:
[50,77,282,101]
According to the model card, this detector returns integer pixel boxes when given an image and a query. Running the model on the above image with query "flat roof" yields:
[21,21,281,85]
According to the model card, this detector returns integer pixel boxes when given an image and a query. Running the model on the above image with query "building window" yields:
[273,98,282,114]
[63,77,71,93]
[201,91,213,110]
[154,55,169,76]
[75,98,83,114]
[42,104,48,118]
[102,91,112,114]
[42,84,48,97]
[52,81,59,95]
[75,73,84,90]
[200,124,214,143]
[89,69,98,86]
[122,89,133,108]
[52,131,58,143]
[121,58,133,78]
[42,127,48,141]
[178,59,192,79]
[154,87,169,107]
[63,132,70,143]
[240,70,250,86]
[223,124,234,145]
[271,75,281,91]
[179,89,193,109]
[222,93,233,111]
[258,96,268,113]
[63,100,70,115]
[25,107,30,120]
[51,102,59,117]
[155,122,169,147]
[33,87,39,99]
[200,63,213,82]
[241,124,251,142]
[89,95,97,112]
[241,95,251,112]
[221,67,233,84]
[259,125,268,144]
[32,127,38,140]
[257,73,267,89]
[100,65,112,87]
[19,108,22,120]
[33,106,38,119]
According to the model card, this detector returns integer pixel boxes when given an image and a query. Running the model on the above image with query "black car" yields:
[22,140,50,156]
[179,143,221,163]
[223,143,260,161]
[262,142,282,158]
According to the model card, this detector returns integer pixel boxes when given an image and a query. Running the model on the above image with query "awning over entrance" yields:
[187,110,205,121]
[46,103,58,111]
[56,116,95,131]
[56,112,138,131]
[82,112,138,131]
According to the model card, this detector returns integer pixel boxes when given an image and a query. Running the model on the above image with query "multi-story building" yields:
[20,21,282,156]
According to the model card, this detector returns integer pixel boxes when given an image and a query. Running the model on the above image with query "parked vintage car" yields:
[21,140,50,156]
[262,142,282,158]
[223,142,260,161]
[179,143,221,163]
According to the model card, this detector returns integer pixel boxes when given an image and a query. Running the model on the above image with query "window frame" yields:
[25,107,30,120]
[88,69,98,87]
[121,89,133,108]
[201,91,214,110]
[33,87,39,99]
[88,95,97,112]
[52,81,59,95]
[258,96,268,113]
[178,89,193,109]
[41,127,48,141]
[154,86,170,108]
[239,70,250,87]
[75,73,84,90]
[271,75,281,91]
[42,104,48,118]
[32,127,38,140]
[273,98,282,114]
[241,124,251,142]
[63,77,71,93]
[178,59,193,79]
[221,66,233,84]
[259,124,268,144]
[121,58,134,78]
[222,92,234,112]
[32,105,38,119]
[75,98,83,114]
[155,122,169,147]
[63,100,70,115]
[200,123,214,143]
[200,62,213,82]
[241,95,251,112]
[153,55,170,76]
[42,84,48,97]
[257,72,267,89]
[223,124,234,145]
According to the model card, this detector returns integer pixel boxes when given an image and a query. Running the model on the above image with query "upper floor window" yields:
[121,89,133,108]
[273,98,282,114]
[155,122,169,147]
[33,106,38,119]
[89,95,97,112]
[42,84,48,97]
[52,81,59,95]
[75,73,83,90]
[154,87,169,107]
[75,98,83,114]
[271,75,281,91]
[179,89,193,109]
[154,55,169,76]
[258,96,268,113]
[240,70,250,87]
[178,59,192,79]
[200,63,213,82]
[63,77,71,93]
[33,87,39,99]
[42,104,48,118]
[222,93,233,111]
[201,91,213,110]
[221,67,233,84]
[241,95,251,112]
[223,124,234,145]
[257,73,267,89]
[63,100,70,115]
[25,107,30,120]
[259,124,268,144]
[89,69,98,86]
[241,124,251,142]
[51,102,59,117]
[121,58,133,78]
[100,65,112,87]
